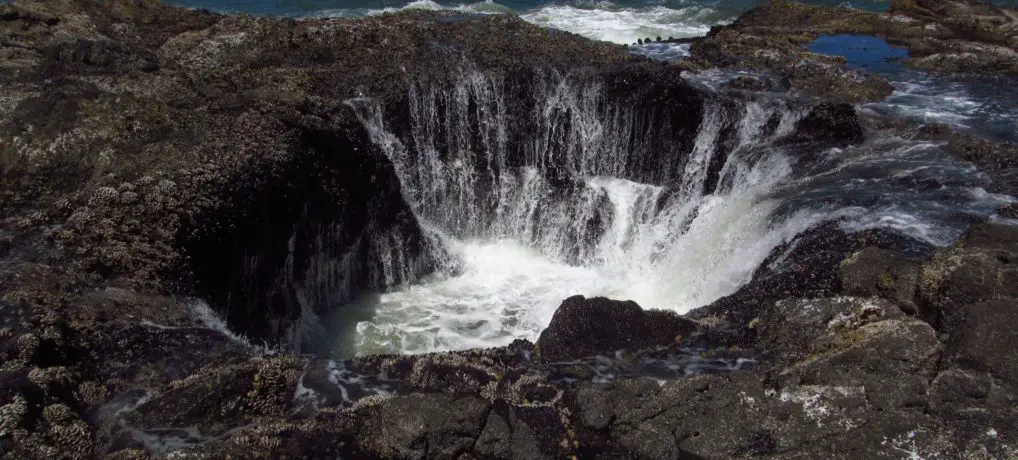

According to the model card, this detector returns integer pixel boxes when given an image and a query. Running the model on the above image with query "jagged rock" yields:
[572,371,947,459]
[535,296,699,362]
[688,223,932,342]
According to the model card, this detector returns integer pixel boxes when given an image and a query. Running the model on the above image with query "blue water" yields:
[806,34,1018,142]
[808,34,908,74]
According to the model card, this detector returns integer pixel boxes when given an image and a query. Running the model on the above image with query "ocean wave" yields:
[313,0,721,45]
[315,0,514,19]
[520,4,719,44]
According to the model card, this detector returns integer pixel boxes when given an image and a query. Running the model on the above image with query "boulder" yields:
[535,296,699,362]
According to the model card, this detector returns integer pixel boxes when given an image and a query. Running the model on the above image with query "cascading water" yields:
[329,68,1011,358]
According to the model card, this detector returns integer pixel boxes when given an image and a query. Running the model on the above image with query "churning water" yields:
[324,69,1011,357]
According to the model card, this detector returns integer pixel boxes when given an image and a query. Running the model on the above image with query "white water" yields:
[309,0,721,45]
[330,70,1012,357]
[520,4,717,44]
[332,72,798,355]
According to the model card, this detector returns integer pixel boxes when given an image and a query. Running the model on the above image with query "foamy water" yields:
[520,4,717,43]
[328,71,1011,357]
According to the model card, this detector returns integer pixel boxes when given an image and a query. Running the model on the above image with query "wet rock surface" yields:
[535,296,700,362]
[1,0,1017,458]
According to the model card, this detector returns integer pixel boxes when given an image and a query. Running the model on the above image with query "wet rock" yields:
[839,246,923,314]
[535,295,699,362]
[783,59,894,103]
[123,356,305,438]
[689,223,932,343]
[474,411,512,459]
[722,75,778,92]
[785,102,864,146]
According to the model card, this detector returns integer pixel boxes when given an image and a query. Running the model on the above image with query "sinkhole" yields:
[183,67,1010,358]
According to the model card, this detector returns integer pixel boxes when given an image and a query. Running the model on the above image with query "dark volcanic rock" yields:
[784,102,864,146]
[688,223,933,343]
[535,296,700,362]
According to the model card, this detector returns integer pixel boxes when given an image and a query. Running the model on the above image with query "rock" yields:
[784,59,895,103]
[571,372,946,459]
[943,299,1018,384]
[756,296,906,361]
[722,75,780,91]
[839,246,923,314]
[359,393,490,459]
[929,367,1018,457]
[535,296,699,362]
[784,102,864,146]
[782,316,941,387]
[474,411,512,459]
[918,222,1018,327]
[688,223,932,342]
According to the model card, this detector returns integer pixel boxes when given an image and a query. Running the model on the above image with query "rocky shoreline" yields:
[1,0,1017,458]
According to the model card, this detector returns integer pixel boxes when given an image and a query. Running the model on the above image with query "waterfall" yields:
[332,68,1009,356]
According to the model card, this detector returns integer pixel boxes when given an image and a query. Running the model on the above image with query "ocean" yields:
[163,0,915,45]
